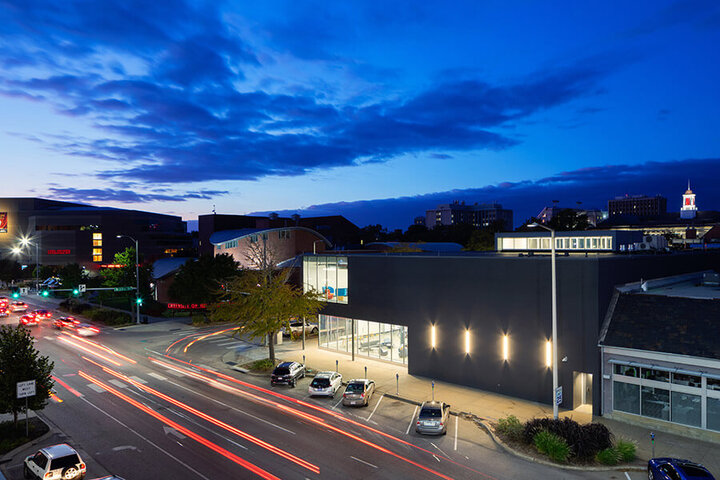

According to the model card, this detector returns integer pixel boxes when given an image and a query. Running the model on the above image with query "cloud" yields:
[0,1,619,186]
[251,158,720,229]
[47,187,228,203]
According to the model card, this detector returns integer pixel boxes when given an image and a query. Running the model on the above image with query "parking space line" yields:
[454,415,459,451]
[332,397,344,410]
[350,456,377,469]
[624,473,631,480]
[365,394,384,422]
[406,405,418,434]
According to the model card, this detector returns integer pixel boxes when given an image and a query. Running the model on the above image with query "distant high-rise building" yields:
[425,201,513,229]
[680,181,697,219]
[608,194,667,217]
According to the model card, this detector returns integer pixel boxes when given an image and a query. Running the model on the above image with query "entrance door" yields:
[572,371,593,411]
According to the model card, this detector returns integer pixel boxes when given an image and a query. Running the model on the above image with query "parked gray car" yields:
[342,379,375,407]
[415,401,450,435]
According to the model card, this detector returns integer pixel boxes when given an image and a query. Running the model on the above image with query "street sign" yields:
[79,284,86,293]
[555,386,563,406]
[17,380,36,399]
[20,287,29,294]
[113,286,134,292]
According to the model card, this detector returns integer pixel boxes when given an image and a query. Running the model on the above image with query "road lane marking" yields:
[166,369,186,377]
[147,372,167,381]
[365,394,384,422]
[78,396,211,480]
[454,415,459,451]
[226,345,244,349]
[87,383,106,393]
[53,375,83,397]
[431,442,449,459]
[44,336,55,340]
[350,456,377,468]
[108,379,128,389]
[218,341,241,346]
[129,376,147,384]
[625,473,631,480]
[406,405,418,434]
[332,397,344,410]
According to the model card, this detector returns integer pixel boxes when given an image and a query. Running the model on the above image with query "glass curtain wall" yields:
[319,315,408,365]
[304,256,348,304]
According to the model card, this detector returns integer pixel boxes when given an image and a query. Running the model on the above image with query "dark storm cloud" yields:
[254,158,720,229]
[1,1,617,184]
[47,187,228,203]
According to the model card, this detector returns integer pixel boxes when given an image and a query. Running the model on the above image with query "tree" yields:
[168,254,239,304]
[0,325,54,429]
[209,270,323,363]
[0,259,23,283]
[101,247,153,299]
[57,263,87,291]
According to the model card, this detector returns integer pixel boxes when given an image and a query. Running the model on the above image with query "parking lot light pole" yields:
[116,235,140,325]
[530,222,559,419]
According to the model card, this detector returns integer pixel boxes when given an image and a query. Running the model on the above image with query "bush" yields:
[496,415,524,442]
[615,438,637,462]
[534,430,570,463]
[86,308,132,326]
[248,358,276,372]
[523,417,613,461]
[596,447,620,465]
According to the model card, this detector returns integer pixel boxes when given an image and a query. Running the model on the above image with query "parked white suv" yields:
[308,371,342,397]
[24,443,86,480]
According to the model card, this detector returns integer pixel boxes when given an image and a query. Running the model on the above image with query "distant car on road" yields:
[271,361,306,387]
[32,309,53,319]
[342,379,376,407]
[415,401,450,435]
[0,307,8,317]
[308,371,342,397]
[53,317,80,330]
[10,301,28,312]
[648,458,715,480]
[24,443,86,480]
[75,323,100,337]
[284,319,319,336]
[20,314,39,327]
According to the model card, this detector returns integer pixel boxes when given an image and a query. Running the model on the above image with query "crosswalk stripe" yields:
[87,383,106,393]
[108,379,128,389]
[128,376,147,384]
[44,336,56,341]
[147,372,167,381]
[218,341,242,346]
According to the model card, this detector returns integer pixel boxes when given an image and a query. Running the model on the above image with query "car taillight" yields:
[343,393,347,397]
[44,473,52,478]
[439,422,443,426]
[79,463,85,470]
[417,421,421,425]
[360,393,365,397]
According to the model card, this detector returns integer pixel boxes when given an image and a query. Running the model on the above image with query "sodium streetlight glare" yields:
[431,325,436,349]
[546,340,552,368]
[502,334,509,361]
[465,330,470,354]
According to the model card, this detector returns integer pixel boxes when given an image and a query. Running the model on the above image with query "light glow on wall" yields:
[431,325,436,349]
[502,334,509,361]
[545,340,552,368]
[465,330,470,354]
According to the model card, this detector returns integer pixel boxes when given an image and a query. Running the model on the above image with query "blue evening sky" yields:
[1,1,719,229]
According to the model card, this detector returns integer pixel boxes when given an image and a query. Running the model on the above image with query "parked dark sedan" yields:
[648,458,715,480]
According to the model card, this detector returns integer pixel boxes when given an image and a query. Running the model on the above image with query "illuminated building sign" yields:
[100,264,124,268]
[167,303,207,310]
[0,212,7,233]
[47,249,71,255]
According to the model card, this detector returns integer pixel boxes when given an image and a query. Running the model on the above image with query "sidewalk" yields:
[270,339,720,474]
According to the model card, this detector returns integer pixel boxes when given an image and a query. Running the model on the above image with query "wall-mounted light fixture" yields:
[545,340,552,368]
[431,325,436,349]
[502,334,509,361]
[465,330,470,354]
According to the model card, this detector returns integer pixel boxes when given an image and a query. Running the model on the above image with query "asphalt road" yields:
[1,300,644,480]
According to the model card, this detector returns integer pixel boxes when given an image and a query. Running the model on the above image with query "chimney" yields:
[268,212,278,220]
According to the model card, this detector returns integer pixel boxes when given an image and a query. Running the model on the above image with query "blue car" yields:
[648,458,715,480]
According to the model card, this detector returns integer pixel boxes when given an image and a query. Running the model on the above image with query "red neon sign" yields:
[47,249,71,255]
[167,303,207,310]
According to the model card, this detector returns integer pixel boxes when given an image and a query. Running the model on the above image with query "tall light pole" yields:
[18,236,39,293]
[117,235,140,325]
[530,222,559,419]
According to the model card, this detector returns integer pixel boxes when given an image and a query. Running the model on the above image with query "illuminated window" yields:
[502,334,509,361]
[93,254,102,262]
[164,248,178,254]
[92,232,102,247]
[465,330,470,354]
[545,340,552,368]
[93,248,102,255]
[431,325,437,349]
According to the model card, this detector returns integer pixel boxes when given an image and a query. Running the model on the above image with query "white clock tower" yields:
[680,180,697,219]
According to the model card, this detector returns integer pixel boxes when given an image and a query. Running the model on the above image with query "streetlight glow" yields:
[431,325,436,349]
[465,330,470,354]
[502,334,509,361]
[546,340,552,368]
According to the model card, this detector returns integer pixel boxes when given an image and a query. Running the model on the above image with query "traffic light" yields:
[11,292,19,299]
[41,290,49,297]
[72,288,79,296]
[136,297,143,306]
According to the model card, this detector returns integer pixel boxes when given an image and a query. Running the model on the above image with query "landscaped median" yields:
[477,414,646,471]
[58,299,132,326]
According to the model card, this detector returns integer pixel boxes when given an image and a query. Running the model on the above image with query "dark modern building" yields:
[198,213,359,256]
[0,198,191,270]
[424,201,513,230]
[608,194,667,218]
[304,250,720,415]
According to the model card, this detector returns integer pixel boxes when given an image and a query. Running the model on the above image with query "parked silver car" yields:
[415,401,450,435]
[308,371,342,397]
[24,443,86,480]
[342,379,375,407]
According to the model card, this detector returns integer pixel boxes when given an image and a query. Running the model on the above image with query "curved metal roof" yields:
[210,227,332,247]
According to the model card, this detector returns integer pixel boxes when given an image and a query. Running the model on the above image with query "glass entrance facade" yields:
[319,314,408,365]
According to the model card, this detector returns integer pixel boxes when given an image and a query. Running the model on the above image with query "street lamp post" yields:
[17,236,40,293]
[530,222,559,419]
[117,235,140,325]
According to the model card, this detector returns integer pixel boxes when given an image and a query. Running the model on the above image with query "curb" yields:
[0,414,55,475]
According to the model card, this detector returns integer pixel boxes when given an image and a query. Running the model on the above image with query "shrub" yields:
[249,358,276,372]
[534,430,570,463]
[615,438,637,462]
[496,415,524,442]
[523,417,613,461]
[87,308,132,326]
[596,447,620,465]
